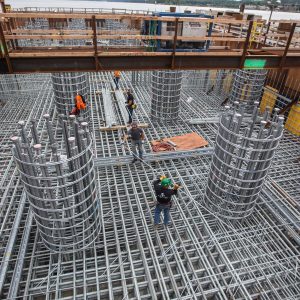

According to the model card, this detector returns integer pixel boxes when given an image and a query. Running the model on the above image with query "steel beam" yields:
[0,52,299,74]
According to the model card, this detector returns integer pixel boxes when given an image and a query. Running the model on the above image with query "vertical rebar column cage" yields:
[51,72,89,119]
[11,116,101,253]
[204,103,284,220]
[230,69,267,112]
[151,70,183,123]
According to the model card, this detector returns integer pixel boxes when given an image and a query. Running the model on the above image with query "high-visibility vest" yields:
[114,71,121,78]
[75,95,86,110]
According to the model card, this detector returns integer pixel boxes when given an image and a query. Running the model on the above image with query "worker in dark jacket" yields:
[125,122,144,163]
[114,70,121,90]
[126,89,135,124]
[153,176,180,229]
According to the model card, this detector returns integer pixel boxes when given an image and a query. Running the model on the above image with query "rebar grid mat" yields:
[10,115,101,253]
[151,70,183,123]
[204,102,284,220]
[0,71,300,299]
[3,159,300,299]
[51,72,89,119]
[230,69,267,113]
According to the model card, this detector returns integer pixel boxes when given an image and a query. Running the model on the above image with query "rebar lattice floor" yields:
[0,71,299,300]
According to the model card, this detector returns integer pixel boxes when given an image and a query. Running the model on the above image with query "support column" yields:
[51,72,89,119]
[151,70,183,123]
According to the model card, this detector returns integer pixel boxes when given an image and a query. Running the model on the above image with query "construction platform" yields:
[0,69,300,299]
[0,10,299,72]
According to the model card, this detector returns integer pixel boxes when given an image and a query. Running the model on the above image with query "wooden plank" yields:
[261,46,300,51]
[9,51,95,57]
[179,36,245,42]
[8,28,141,35]
[100,123,149,131]
[4,34,93,39]
[4,33,245,42]
[0,12,251,24]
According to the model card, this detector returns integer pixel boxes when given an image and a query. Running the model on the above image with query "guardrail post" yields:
[171,17,179,70]
[91,15,101,71]
[280,22,296,69]
[240,20,253,69]
[0,20,13,73]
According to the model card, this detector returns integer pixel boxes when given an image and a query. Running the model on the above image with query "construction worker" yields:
[124,122,144,163]
[114,70,121,90]
[126,89,135,124]
[71,93,86,116]
[153,175,180,229]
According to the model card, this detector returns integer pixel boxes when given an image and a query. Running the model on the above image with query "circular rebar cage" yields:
[204,102,284,220]
[229,69,267,113]
[52,72,89,119]
[151,70,183,123]
[11,116,100,253]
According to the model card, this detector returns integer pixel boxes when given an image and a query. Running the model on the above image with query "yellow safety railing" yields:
[285,103,300,136]
[250,21,264,47]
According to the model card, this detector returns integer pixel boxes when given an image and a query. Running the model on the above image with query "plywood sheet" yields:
[151,132,208,152]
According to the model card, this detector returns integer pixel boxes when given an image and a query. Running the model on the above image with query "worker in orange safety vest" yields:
[70,93,86,116]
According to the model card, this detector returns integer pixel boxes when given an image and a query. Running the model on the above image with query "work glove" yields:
[173,184,180,190]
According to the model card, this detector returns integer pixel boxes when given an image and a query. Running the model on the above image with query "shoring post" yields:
[0,0,6,13]
[171,17,179,70]
[240,20,253,69]
[280,23,296,69]
[91,15,101,71]
[0,20,12,73]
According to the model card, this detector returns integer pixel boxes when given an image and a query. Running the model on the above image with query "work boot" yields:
[132,158,137,163]
[153,224,159,230]
[164,223,172,230]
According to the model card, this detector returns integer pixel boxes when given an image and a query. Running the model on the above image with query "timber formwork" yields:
[0,11,299,73]
[0,70,300,300]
